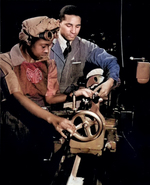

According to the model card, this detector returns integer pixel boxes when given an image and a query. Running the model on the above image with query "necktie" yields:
[63,41,71,59]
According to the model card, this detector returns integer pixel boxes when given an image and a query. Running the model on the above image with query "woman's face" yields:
[29,39,52,60]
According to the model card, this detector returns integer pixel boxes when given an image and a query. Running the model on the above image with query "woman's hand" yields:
[74,88,95,99]
[13,91,76,138]
[48,114,76,138]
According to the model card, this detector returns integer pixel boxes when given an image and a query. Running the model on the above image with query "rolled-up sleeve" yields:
[87,46,120,82]
[45,60,60,97]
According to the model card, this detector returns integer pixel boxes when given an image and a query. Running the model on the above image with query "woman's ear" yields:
[58,19,61,26]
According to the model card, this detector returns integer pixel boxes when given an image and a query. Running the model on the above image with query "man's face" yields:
[59,14,81,41]
[29,39,52,60]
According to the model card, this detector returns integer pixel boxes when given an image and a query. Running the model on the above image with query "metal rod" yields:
[71,155,81,177]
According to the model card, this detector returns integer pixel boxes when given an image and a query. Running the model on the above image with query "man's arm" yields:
[86,44,120,98]
[87,46,120,83]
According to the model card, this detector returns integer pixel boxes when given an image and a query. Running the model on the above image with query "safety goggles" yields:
[39,27,59,41]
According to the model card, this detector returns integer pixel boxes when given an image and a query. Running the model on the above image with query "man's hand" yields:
[94,78,114,99]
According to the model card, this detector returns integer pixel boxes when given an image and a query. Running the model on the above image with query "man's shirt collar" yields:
[58,32,72,53]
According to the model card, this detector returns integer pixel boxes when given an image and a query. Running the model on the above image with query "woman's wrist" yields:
[66,93,72,102]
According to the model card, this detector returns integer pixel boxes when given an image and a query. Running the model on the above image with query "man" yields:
[0,16,95,185]
[50,5,120,98]
[48,5,120,184]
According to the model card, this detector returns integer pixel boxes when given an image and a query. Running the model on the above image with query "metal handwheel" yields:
[72,110,103,142]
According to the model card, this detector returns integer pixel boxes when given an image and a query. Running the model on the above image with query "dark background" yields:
[1,0,150,184]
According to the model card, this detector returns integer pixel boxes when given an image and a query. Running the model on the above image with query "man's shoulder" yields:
[75,36,98,47]
[75,36,90,44]
[74,36,100,53]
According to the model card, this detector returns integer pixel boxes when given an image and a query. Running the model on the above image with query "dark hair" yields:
[19,36,39,49]
[59,5,81,22]
[19,37,42,60]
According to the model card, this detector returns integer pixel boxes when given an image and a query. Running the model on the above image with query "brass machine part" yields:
[72,110,103,142]
[70,109,106,156]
